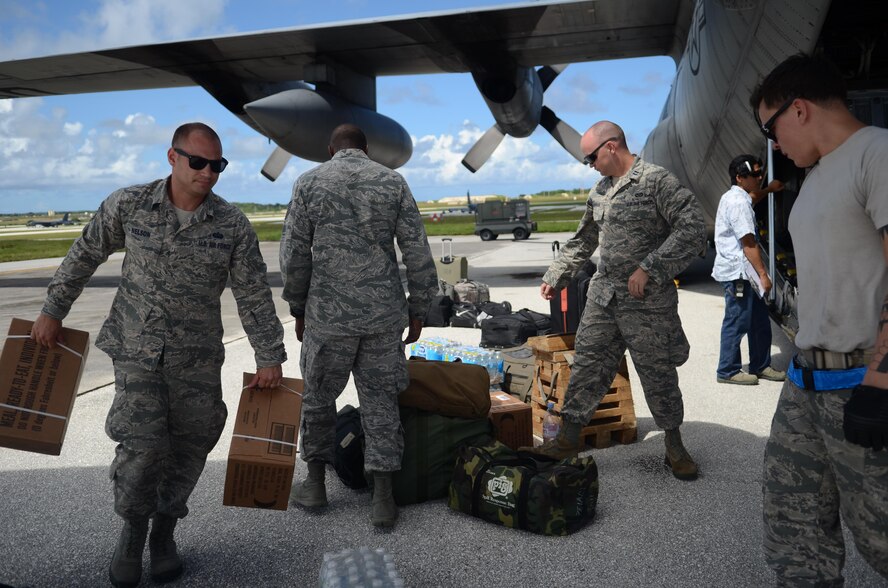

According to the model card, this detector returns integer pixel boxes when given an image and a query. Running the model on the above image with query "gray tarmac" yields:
[1,234,885,587]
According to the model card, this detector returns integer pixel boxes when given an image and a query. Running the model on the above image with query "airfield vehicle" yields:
[473,198,537,241]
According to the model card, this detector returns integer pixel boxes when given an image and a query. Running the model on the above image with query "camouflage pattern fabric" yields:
[543,157,705,310]
[561,300,689,430]
[542,157,703,428]
[448,439,598,536]
[299,329,409,472]
[106,360,228,520]
[42,177,287,370]
[763,380,888,583]
[279,148,438,336]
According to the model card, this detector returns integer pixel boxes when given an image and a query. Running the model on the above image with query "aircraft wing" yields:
[0,0,689,100]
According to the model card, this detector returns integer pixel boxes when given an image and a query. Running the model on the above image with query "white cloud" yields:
[400,120,595,195]
[63,122,83,136]
[0,0,229,59]
[380,82,443,106]
[618,72,671,96]
[1,137,28,157]
[543,72,606,115]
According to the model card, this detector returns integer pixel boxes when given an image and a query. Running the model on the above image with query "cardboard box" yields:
[223,374,303,510]
[489,392,532,450]
[0,318,90,455]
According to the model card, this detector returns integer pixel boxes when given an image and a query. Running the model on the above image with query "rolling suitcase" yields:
[433,238,468,284]
[550,261,596,334]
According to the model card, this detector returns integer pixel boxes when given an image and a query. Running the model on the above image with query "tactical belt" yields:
[787,351,869,391]
[798,347,872,370]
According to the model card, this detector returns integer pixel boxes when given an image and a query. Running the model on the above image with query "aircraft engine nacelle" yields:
[472,66,543,138]
[244,88,412,168]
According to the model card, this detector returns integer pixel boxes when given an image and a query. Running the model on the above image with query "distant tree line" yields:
[231,202,288,213]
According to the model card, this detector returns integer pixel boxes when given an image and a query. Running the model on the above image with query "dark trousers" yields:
[716,280,772,379]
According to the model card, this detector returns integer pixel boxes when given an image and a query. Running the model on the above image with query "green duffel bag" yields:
[392,407,492,506]
[448,439,598,536]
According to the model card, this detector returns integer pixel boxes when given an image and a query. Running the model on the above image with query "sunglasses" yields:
[582,137,618,166]
[739,169,765,179]
[174,148,228,173]
[757,95,796,142]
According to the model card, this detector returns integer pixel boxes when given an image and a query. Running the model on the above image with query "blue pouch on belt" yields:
[787,355,866,391]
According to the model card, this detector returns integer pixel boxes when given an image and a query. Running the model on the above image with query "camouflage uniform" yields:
[762,126,888,583]
[543,157,705,429]
[763,376,888,583]
[280,148,437,472]
[42,178,286,519]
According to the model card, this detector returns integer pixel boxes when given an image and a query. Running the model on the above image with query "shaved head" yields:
[580,120,633,178]
[587,121,626,148]
[329,124,368,153]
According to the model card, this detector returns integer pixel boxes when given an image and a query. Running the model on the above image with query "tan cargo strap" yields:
[798,347,873,370]
[536,365,558,405]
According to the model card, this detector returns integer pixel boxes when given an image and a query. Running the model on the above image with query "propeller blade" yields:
[260,146,292,182]
[539,106,584,163]
[461,125,505,173]
[537,64,568,91]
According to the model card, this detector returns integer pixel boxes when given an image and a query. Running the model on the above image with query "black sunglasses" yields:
[174,148,228,173]
[757,95,796,142]
[582,136,618,166]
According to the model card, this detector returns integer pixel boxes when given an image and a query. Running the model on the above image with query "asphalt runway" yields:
[0,234,884,587]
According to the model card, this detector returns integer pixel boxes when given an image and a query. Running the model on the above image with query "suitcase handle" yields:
[441,238,453,263]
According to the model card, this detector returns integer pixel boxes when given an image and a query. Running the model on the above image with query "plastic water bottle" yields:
[542,401,561,443]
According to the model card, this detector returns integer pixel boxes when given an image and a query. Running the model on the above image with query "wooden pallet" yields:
[531,354,637,449]
[526,333,575,362]
[532,356,631,409]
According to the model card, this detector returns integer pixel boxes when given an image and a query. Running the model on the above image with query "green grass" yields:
[0,239,79,262]
[0,209,583,262]
[252,221,284,241]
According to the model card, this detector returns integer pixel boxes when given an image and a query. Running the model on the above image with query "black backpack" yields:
[333,405,367,489]
[425,295,454,327]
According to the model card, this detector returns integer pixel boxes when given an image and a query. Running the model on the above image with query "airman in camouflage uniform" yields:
[280,124,437,528]
[31,123,286,588]
[522,121,705,481]
[753,55,888,584]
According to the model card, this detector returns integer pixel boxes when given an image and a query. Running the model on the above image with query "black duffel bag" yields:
[450,302,480,328]
[478,300,512,317]
[425,295,454,327]
[479,309,552,348]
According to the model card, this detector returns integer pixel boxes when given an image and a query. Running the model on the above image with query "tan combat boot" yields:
[149,514,184,583]
[291,461,329,507]
[664,428,699,481]
[109,518,149,588]
[370,472,398,528]
[519,420,583,460]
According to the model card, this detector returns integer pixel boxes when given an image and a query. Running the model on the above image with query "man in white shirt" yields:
[711,154,785,385]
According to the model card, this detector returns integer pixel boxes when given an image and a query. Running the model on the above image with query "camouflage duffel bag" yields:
[447,439,598,536]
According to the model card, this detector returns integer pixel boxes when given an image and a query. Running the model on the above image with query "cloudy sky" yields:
[0,0,676,214]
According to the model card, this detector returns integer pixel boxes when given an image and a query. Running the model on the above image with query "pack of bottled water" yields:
[407,336,504,387]
[319,547,404,588]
